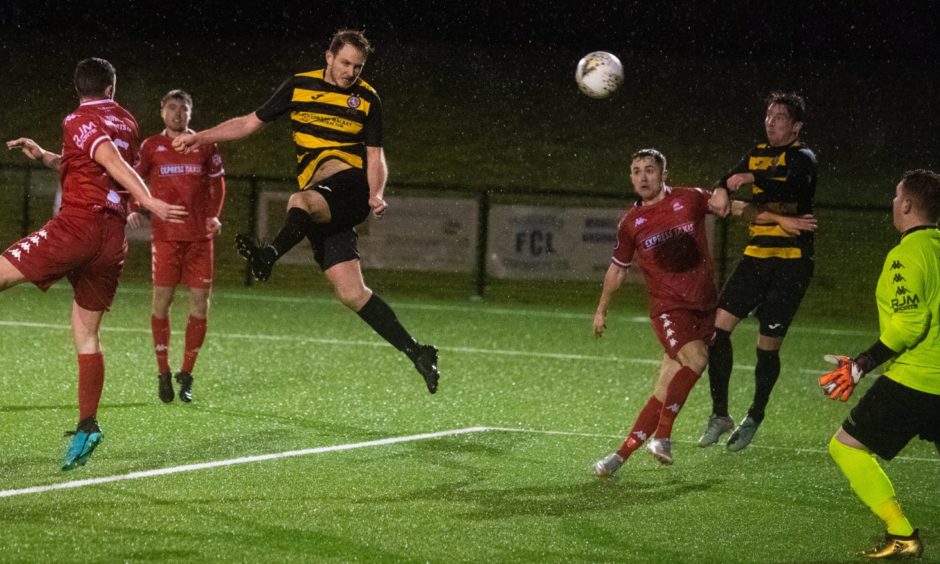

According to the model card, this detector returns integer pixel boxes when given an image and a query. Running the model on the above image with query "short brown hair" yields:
[631,148,667,172]
[329,29,373,58]
[74,58,115,98]
[900,169,940,223]
[161,89,192,108]
[766,91,806,124]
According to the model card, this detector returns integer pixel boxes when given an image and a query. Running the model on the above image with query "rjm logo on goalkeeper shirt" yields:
[891,294,919,312]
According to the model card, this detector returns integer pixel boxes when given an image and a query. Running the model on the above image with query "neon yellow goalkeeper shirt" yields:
[875,226,940,395]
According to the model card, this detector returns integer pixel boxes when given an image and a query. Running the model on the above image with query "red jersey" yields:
[136,130,225,241]
[612,186,717,316]
[59,98,139,217]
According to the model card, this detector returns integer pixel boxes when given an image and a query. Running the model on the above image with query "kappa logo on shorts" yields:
[890,260,904,270]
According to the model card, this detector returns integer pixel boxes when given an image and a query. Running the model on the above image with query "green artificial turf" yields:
[0,282,936,562]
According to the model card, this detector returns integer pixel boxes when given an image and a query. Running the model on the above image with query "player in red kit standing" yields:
[129,90,225,403]
[4,58,186,470]
[592,149,729,476]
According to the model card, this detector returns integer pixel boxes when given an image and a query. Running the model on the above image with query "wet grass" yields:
[0,282,937,562]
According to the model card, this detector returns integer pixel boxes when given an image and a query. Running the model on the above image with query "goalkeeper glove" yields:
[819,354,865,401]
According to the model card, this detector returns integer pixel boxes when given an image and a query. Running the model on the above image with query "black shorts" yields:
[842,376,940,460]
[303,168,371,270]
[307,226,360,271]
[718,256,813,337]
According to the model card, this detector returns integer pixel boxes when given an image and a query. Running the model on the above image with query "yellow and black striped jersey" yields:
[720,140,817,260]
[255,69,382,189]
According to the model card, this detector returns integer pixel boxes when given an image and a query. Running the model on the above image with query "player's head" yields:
[894,169,940,230]
[74,58,116,100]
[630,148,668,203]
[160,89,193,134]
[764,91,805,147]
[325,29,372,89]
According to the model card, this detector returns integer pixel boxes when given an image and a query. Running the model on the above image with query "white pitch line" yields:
[0,320,663,366]
[0,426,489,499]
[0,319,837,373]
[3,424,935,500]
[45,282,874,336]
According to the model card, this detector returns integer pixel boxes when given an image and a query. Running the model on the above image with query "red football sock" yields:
[77,352,104,422]
[616,396,663,459]
[654,366,701,439]
[151,315,171,374]
[181,315,207,373]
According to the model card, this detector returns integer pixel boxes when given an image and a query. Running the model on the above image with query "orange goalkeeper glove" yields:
[819,354,865,401]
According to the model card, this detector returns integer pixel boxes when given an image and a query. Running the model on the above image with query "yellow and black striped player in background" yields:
[173,29,441,394]
[698,92,819,451]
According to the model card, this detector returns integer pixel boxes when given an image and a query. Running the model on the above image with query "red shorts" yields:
[151,239,214,289]
[3,208,127,311]
[650,308,716,359]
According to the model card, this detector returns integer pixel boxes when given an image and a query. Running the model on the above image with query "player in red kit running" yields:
[593,149,729,476]
[4,58,186,470]
[129,90,226,403]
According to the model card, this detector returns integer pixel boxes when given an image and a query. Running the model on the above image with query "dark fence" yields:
[0,162,895,319]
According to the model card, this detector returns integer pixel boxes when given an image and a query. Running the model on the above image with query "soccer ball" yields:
[575,51,624,99]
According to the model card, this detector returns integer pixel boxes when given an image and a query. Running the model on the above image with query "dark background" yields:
[0,1,937,307]
[1,1,938,197]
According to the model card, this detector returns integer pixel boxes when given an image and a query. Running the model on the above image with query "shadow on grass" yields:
[364,476,720,519]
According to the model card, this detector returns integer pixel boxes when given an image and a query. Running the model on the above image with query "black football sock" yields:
[748,348,781,423]
[269,207,313,261]
[707,328,733,417]
[356,294,418,354]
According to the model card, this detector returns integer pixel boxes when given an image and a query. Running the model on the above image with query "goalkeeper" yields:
[819,169,940,559]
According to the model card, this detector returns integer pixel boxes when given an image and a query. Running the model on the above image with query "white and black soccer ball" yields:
[575,51,624,99]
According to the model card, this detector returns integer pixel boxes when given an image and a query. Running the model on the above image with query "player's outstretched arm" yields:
[594,263,628,339]
[93,141,188,223]
[6,138,61,171]
[173,113,266,153]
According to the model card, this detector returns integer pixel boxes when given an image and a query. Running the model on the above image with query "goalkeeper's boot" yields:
[861,529,923,559]
[593,453,624,478]
[62,417,103,471]
[726,416,760,452]
[158,371,174,403]
[234,233,275,282]
[698,414,735,447]
[647,438,673,465]
[175,371,193,403]
[408,344,440,394]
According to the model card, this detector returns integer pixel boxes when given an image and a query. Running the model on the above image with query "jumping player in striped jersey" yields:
[4,58,186,470]
[699,92,819,452]
[172,30,440,394]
